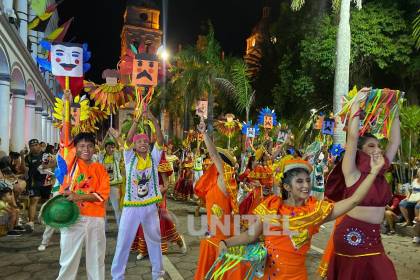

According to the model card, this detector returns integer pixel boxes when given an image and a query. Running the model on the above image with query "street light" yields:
[160,49,170,61]
[157,45,170,61]
[310,108,317,115]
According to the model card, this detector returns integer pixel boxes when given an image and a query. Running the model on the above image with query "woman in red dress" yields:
[322,88,400,279]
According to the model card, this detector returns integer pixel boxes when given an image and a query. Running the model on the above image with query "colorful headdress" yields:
[338,86,402,138]
[216,147,237,167]
[133,133,150,143]
[241,121,260,138]
[283,158,312,174]
[158,153,173,175]
[257,107,277,129]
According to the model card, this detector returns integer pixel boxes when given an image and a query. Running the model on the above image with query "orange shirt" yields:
[253,195,333,280]
[59,146,110,217]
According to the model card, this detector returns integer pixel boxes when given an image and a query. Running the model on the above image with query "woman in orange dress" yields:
[194,120,245,280]
[218,154,386,280]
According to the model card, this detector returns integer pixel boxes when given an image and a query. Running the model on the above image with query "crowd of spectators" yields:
[0,137,57,236]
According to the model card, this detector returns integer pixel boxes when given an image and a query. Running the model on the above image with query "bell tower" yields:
[118,0,163,131]
[121,0,162,58]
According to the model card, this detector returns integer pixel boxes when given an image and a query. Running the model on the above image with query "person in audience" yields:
[399,169,420,226]
[384,193,405,234]
[0,181,22,236]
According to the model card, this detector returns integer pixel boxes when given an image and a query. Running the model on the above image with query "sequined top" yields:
[253,195,334,279]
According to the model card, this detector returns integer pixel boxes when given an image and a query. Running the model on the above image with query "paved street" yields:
[1,199,419,280]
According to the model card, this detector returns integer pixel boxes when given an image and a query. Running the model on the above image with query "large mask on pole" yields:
[37,40,91,97]
[132,53,158,87]
[51,43,84,77]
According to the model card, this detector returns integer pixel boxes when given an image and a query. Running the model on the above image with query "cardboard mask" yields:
[322,118,335,135]
[314,115,324,129]
[247,127,256,138]
[51,43,83,77]
[196,100,208,119]
[70,106,80,126]
[132,56,158,86]
[263,115,273,129]
[277,130,288,143]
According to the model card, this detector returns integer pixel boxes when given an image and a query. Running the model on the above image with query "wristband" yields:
[369,172,378,176]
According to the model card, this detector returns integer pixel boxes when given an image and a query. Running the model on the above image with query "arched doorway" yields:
[10,66,27,152]
[0,47,11,154]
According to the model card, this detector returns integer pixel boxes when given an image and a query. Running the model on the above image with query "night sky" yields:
[57,0,266,83]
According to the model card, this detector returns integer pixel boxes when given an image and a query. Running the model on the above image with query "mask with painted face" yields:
[51,43,84,77]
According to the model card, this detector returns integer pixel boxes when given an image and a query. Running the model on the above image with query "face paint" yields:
[132,58,158,86]
[51,43,83,77]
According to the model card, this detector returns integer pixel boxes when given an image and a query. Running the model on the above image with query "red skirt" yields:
[327,215,397,280]
[174,176,194,200]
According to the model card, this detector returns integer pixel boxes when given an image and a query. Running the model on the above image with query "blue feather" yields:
[36,57,52,72]
[55,155,68,185]
[83,63,91,73]
[40,40,51,51]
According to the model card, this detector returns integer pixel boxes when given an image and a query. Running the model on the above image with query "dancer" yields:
[218,153,386,280]
[98,136,123,226]
[111,108,165,280]
[194,119,245,280]
[323,88,400,279]
[192,148,204,188]
[132,152,187,260]
[56,90,110,280]
[173,151,194,201]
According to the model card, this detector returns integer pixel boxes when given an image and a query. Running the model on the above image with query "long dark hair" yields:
[281,167,310,199]
[357,133,378,150]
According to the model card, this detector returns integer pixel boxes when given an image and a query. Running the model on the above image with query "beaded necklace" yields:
[127,152,158,202]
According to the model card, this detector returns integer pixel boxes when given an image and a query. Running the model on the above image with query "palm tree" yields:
[291,0,362,145]
[216,59,255,122]
[169,24,226,136]
[413,9,420,49]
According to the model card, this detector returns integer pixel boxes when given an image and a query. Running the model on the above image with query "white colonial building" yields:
[0,0,60,154]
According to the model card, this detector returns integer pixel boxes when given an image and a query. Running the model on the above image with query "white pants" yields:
[193,170,203,188]
[57,216,106,280]
[109,186,121,226]
[41,225,55,246]
[111,205,163,280]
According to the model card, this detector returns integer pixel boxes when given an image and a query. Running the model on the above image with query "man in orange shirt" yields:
[56,90,110,280]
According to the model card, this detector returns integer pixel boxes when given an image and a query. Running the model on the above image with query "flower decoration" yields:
[84,69,135,114]
[329,144,345,157]
[214,114,242,138]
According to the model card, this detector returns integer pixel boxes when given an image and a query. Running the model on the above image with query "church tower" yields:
[120,0,162,58]
[118,0,163,129]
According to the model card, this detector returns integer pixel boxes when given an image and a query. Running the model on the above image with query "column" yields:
[28,8,38,61]
[41,111,48,142]
[34,106,43,140]
[2,0,16,18]
[47,116,52,144]
[24,99,36,144]
[10,89,26,152]
[0,76,11,154]
[15,0,28,47]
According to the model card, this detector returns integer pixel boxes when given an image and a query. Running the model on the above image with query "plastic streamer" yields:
[205,243,267,280]
[338,88,403,139]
